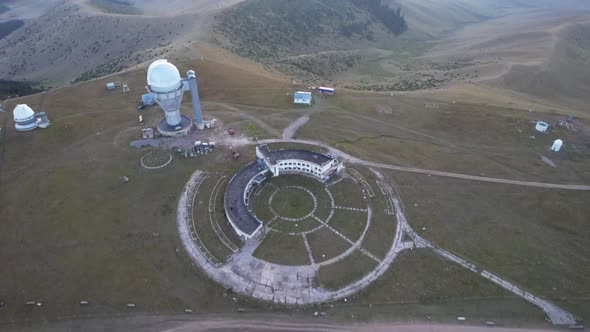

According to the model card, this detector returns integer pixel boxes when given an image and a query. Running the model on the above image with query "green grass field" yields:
[344,250,546,325]
[270,186,315,219]
[389,170,590,320]
[317,251,378,290]
[307,227,352,263]
[0,53,587,328]
[330,177,366,208]
[297,93,590,183]
[329,210,368,242]
[253,231,310,266]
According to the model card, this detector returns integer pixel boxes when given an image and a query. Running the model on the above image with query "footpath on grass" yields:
[255,138,590,191]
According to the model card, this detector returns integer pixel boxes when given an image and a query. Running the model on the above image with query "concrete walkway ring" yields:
[140,150,173,170]
[268,186,318,221]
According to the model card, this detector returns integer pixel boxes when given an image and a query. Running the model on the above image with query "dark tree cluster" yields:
[0,80,40,99]
[352,0,408,36]
[0,20,24,40]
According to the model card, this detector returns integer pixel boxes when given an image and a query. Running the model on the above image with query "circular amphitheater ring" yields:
[177,166,407,305]
[140,150,173,170]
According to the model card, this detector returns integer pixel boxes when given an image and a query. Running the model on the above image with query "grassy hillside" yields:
[0,2,195,83]
[495,21,590,109]
[212,0,515,84]
[214,0,407,81]
[215,0,406,59]
[214,0,590,89]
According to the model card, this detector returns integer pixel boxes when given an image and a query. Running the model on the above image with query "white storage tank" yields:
[13,104,37,131]
[551,139,563,152]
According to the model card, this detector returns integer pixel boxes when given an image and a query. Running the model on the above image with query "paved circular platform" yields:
[156,115,192,137]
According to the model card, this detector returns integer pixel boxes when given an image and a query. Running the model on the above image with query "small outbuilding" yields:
[294,91,312,105]
[141,94,155,106]
[142,128,154,139]
[535,121,549,133]
[551,139,563,152]
[318,87,335,95]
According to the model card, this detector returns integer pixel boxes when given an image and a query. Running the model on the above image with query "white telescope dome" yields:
[147,59,182,92]
[13,104,35,121]
[551,139,563,152]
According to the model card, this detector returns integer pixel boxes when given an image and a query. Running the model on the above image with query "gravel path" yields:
[282,115,309,139]
[374,169,580,326]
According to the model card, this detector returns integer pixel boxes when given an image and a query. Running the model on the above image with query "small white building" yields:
[535,121,549,132]
[294,91,312,105]
[551,139,563,152]
[256,145,342,182]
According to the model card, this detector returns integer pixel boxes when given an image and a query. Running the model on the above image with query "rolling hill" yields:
[212,0,590,84]
[0,0,240,85]
[492,20,590,108]
[0,0,589,104]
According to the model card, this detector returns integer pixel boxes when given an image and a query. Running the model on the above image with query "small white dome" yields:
[147,59,182,93]
[13,104,35,121]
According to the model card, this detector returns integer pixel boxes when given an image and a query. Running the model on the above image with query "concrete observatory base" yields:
[156,115,193,137]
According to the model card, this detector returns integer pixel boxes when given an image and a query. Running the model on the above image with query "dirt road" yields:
[282,115,309,139]
[165,320,560,332]
[256,139,590,191]
[5,314,560,332]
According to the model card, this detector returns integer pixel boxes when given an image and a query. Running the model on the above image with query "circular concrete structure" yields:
[156,115,193,137]
[177,164,405,305]
[140,150,173,170]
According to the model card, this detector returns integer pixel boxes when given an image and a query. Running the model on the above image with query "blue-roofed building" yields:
[141,94,156,106]
[294,91,312,105]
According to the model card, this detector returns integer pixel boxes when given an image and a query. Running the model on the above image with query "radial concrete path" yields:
[371,169,580,326]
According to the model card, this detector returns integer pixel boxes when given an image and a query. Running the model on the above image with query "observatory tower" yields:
[187,70,204,130]
[146,59,206,136]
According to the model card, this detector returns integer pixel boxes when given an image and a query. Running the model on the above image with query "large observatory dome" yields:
[147,59,182,93]
[13,104,35,121]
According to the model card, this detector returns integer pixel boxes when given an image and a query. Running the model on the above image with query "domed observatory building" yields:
[147,60,193,137]
[13,104,37,131]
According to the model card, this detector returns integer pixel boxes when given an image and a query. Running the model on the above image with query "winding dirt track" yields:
[164,319,560,332]
[256,138,590,191]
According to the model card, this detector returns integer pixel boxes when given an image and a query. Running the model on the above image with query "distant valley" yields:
[0,0,589,107]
